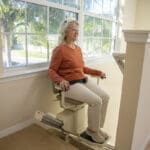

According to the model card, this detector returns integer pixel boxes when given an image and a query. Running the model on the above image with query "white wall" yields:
[120,0,137,52]
[122,0,137,29]
[0,72,62,135]
[135,0,150,30]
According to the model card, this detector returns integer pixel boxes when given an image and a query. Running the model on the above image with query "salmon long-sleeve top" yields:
[48,44,103,84]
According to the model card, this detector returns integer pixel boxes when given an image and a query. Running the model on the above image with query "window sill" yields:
[0,65,49,83]
[0,55,112,83]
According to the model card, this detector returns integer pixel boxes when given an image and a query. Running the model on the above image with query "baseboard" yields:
[0,118,34,139]
[141,135,150,150]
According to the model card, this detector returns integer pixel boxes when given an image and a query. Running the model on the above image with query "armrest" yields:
[54,84,61,90]
[90,75,100,85]
[52,82,61,93]
[53,83,66,108]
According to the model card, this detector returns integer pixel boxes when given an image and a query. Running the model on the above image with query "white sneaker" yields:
[86,130,105,144]
[99,129,109,140]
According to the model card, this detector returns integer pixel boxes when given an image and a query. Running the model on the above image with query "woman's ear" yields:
[64,30,68,38]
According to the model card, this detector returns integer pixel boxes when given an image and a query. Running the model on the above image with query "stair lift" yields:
[35,77,114,150]
[35,81,87,134]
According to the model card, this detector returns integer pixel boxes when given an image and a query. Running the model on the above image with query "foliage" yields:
[12,49,47,58]
[0,0,25,32]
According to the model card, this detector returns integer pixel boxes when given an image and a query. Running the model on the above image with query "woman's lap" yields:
[65,82,101,105]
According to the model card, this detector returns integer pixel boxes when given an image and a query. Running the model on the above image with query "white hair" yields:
[58,18,79,45]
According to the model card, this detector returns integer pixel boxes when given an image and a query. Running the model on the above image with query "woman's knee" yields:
[91,97,103,107]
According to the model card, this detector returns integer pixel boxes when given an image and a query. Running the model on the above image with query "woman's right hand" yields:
[59,80,70,91]
[100,72,106,79]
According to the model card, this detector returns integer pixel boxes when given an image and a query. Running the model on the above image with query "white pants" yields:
[65,78,109,133]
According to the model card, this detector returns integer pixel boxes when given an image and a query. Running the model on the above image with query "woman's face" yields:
[65,23,79,42]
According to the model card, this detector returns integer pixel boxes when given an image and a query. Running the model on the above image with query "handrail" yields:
[113,52,126,74]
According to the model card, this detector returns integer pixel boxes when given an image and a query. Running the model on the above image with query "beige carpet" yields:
[0,124,78,150]
[145,142,150,150]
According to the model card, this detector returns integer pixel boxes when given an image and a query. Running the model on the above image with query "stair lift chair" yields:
[53,82,87,135]
[35,76,100,136]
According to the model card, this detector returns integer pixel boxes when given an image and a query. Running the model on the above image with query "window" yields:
[0,0,120,69]
[84,0,103,15]
[1,0,26,67]
[83,16,102,56]
[83,0,118,58]
[0,0,78,68]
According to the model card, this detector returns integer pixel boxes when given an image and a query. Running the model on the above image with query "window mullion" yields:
[78,0,84,47]
[47,6,49,62]
[115,0,121,52]
[0,33,3,73]
[93,17,95,37]
[6,33,12,67]
[25,2,28,65]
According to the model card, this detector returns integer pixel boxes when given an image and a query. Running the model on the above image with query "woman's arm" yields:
[83,66,102,76]
[83,66,106,79]
[48,47,64,84]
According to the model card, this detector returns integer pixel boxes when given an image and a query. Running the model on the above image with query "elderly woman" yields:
[48,19,109,144]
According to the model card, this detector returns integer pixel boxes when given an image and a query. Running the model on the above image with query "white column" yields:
[116,30,150,150]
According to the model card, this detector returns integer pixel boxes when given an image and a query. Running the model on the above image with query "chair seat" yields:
[61,97,86,111]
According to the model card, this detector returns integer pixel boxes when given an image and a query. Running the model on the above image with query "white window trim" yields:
[23,0,80,13]
[0,64,49,83]
[84,11,118,22]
